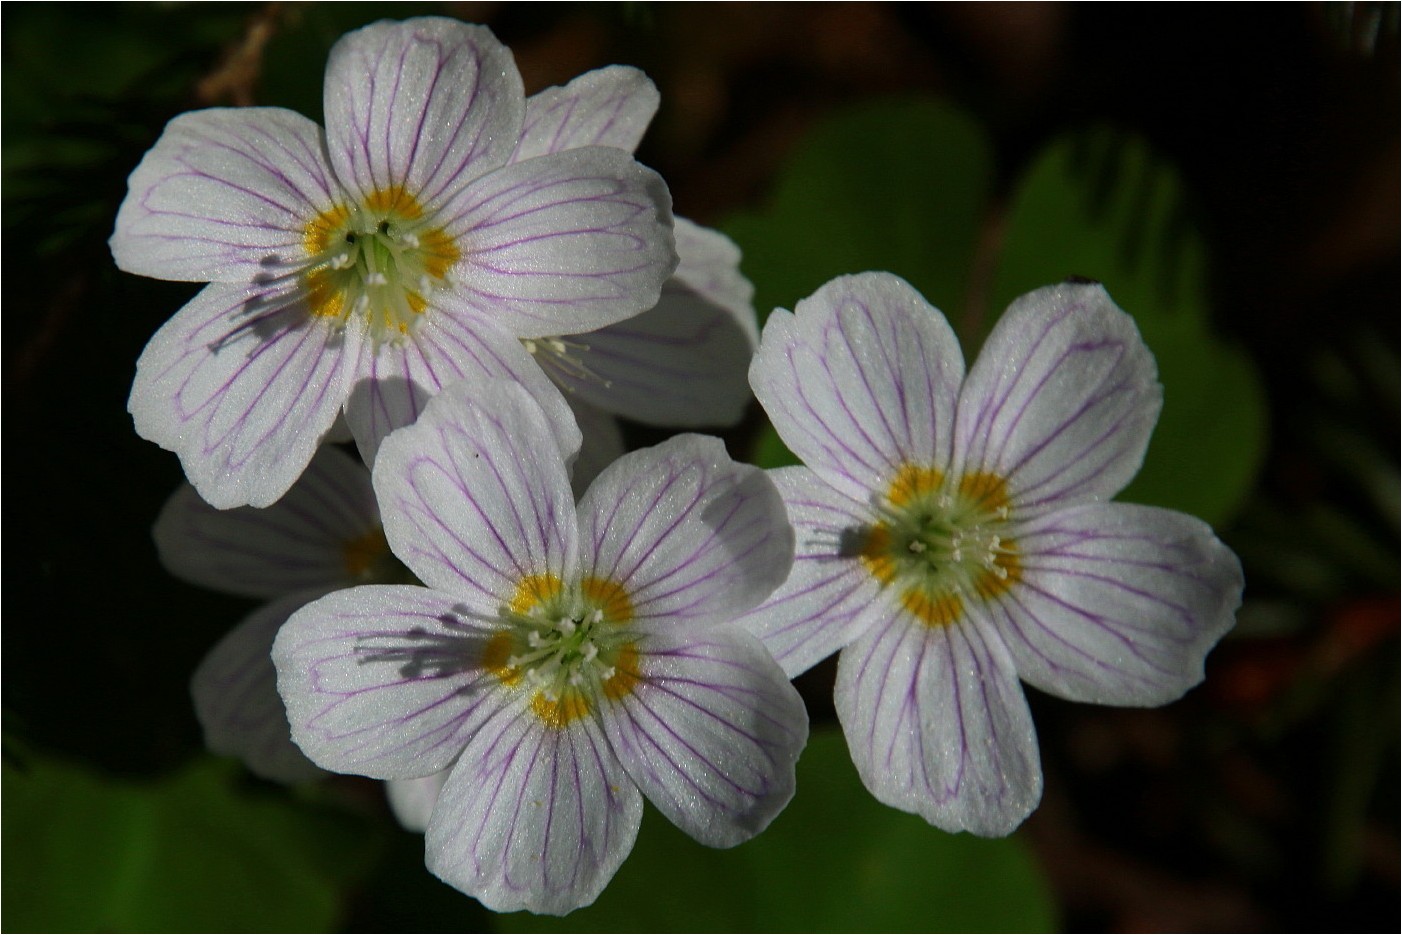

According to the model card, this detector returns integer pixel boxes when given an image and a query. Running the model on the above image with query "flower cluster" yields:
[116,15,1243,917]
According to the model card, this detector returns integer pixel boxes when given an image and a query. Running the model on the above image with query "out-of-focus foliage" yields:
[2,749,380,932]
[496,728,1056,933]
[732,101,1267,528]
[723,101,991,328]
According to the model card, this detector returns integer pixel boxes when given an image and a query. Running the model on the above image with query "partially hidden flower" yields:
[273,379,806,914]
[737,272,1243,836]
[508,65,759,429]
[113,17,675,509]
[156,444,409,782]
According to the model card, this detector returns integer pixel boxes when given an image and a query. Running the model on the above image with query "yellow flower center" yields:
[301,186,460,341]
[484,572,641,729]
[858,464,1021,628]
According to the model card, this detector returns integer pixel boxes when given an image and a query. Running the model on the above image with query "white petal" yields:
[989,502,1242,705]
[435,147,677,339]
[835,614,1042,836]
[425,704,643,915]
[551,219,759,427]
[603,627,806,847]
[954,282,1161,513]
[153,445,380,599]
[731,467,886,677]
[343,315,580,466]
[191,592,331,784]
[111,108,340,282]
[372,380,579,604]
[577,434,794,628]
[273,585,506,780]
[515,65,658,161]
[322,18,523,210]
[751,272,965,505]
[386,770,450,833]
[129,282,359,509]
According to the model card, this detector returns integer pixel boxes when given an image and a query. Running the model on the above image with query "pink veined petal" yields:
[273,584,507,780]
[751,271,966,506]
[192,591,332,784]
[987,502,1243,706]
[128,282,361,509]
[434,146,677,339]
[322,17,523,211]
[566,397,626,500]
[111,107,341,282]
[386,769,450,834]
[154,445,381,599]
[343,314,581,467]
[550,219,759,427]
[835,610,1043,836]
[514,65,659,161]
[372,380,579,605]
[731,467,886,678]
[425,700,643,915]
[576,435,794,628]
[603,627,807,848]
[953,282,1161,515]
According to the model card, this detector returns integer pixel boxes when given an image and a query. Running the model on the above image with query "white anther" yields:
[600,666,616,681]
[353,295,370,316]
[998,505,1011,520]
[419,275,433,293]
[548,339,568,356]
[908,540,927,553]
[332,253,354,270]
[366,272,389,286]
[568,672,583,687]
[527,632,547,649]
[589,609,604,624]
[401,233,420,248]
[581,642,599,664]
[522,339,538,355]
[951,548,963,563]
[557,617,576,635]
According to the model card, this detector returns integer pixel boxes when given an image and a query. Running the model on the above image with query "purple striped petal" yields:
[425,703,643,915]
[129,282,359,509]
[386,769,450,833]
[988,502,1243,705]
[322,18,523,210]
[372,380,579,604]
[192,592,331,784]
[751,272,965,505]
[954,282,1161,514]
[111,108,340,282]
[835,612,1042,836]
[434,146,677,339]
[514,65,659,161]
[343,315,580,466]
[603,627,806,847]
[576,434,794,628]
[731,467,885,677]
[273,584,506,780]
[154,446,380,599]
[550,219,759,427]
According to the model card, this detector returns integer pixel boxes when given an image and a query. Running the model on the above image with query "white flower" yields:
[507,65,761,436]
[155,445,400,782]
[737,272,1243,836]
[112,18,676,509]
[273,379,806,914]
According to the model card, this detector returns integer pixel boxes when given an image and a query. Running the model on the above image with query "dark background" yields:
[5,3,1397,930]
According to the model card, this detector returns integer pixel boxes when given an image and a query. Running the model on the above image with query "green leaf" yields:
[722,100,993,327]
[495,729,1056,933]
[2,751,378,932]
[990,129,1267,525]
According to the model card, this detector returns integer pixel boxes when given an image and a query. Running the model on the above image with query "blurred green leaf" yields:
[496,728,1055,933]
[990,129,1267,525]
[722,100,992,327]
[2,751,379,932]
